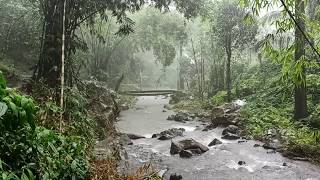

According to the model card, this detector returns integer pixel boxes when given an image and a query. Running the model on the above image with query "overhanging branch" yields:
[279,0,320,60]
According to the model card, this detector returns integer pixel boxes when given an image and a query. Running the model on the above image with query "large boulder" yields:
[211,113,240,127]
[211,102,242,127]
[170,138,209,155]
[155,128,185,140]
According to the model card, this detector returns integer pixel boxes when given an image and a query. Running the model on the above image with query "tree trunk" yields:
[294,0,308,119]
[60,0,66,132]
[178,41,184,90]
[225,37,232,102]
[36,1,64,88]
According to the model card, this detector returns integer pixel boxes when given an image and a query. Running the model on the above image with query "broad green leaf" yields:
[0,102,7,117]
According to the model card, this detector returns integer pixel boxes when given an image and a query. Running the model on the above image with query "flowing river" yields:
[117,96,320,180]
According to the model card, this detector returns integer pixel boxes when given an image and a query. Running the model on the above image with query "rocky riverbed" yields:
[116,96,320,180]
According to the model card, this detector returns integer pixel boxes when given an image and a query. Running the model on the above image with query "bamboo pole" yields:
[60,0,66,132]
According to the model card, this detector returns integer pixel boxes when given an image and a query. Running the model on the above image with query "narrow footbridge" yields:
[120,90,181,96]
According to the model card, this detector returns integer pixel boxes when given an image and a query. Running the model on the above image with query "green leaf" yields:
[0,102,7,117]
[2,173,8,180]
[21,172,29,180]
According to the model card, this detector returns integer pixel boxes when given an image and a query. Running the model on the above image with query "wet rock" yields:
[238,161,246,165]
[283,162,287,166]
[224,102,241,114]
[170,173,183,180]
[170,141,182,155]
[242,136,252,140]
[167,112,194,123]
[189,148,202,154]
[158,135,172,140]
[222,125,239,135]
[202,123,217,131]
[238,140,247,143]
[127,133,145,140]
[208,138,222,147]
[197,112,211,119]
[253,144,261,147]
[221,132,240,140]
[118,134,133,145]
[170,138,209,155]
[212,113,239,127]
[212,107,225,118]
[154,128,185,140]
[179,150,193,158]
[211,102,242,127]
[262,142,282,150]
[267,150,276,154]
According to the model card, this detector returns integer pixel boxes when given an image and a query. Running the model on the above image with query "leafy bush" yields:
[241,98,320,163]
[173,99,205,113]
[0,72,89,179]
[209,91,227,107]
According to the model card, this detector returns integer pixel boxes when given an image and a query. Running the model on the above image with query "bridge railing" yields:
[119,90,181,96]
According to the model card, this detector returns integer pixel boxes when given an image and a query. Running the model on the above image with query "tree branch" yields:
[279,0,320,60]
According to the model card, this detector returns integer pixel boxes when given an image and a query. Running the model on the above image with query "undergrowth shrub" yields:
[209,91,227,107]
[0,72,89,179]
[241,97,320,162]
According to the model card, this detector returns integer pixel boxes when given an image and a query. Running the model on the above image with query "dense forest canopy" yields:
[2,0,320,179]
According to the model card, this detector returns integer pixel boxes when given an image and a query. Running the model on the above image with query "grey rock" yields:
[127,133,145,140]
[222,125,239,135]
[119,134,133,146]
[155,128,185,140]
[283,162,287,166]
[253,144,261,147]
[208,138,222,147]
[170,174,182,180]
[221,132,240,140]
[167,111,194,123]
[262,142,282,150]
[179,150,193,158]
[170,138,209,155]
[202,123,217,131]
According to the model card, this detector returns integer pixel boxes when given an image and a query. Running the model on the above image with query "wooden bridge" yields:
[119,90,181,96]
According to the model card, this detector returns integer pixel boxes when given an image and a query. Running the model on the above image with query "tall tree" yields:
[34,0,202,91]
[214,0,257,101]
[294,0,308,119]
